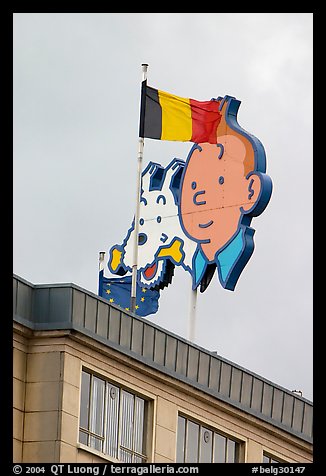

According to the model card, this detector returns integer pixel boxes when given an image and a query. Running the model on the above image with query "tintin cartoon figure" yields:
[106,94,272,298]
[179,95,273,292]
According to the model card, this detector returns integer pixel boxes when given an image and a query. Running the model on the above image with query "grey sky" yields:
[13,13,313,401]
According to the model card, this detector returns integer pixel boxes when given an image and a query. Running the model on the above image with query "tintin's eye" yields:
[218,176,224,185]
[191,181,197,190]
[139,218,144,225]
[157,216,162,223]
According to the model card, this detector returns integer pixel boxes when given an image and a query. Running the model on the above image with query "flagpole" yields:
[188,287,198,342]
[99,251,105,271]
[98,251,106,295]
[131,63,148,313]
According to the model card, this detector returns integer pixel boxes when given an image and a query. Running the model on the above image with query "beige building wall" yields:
[13,330,27,462]
[13,322,312,464]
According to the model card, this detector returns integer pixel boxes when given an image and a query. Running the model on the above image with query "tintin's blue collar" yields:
[192,228,244,289]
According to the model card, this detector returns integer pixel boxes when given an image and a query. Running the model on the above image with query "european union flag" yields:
[98,270,160,317]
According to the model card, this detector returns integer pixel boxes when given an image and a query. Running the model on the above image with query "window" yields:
[176,415,240,463]
[79,369,149,462]
[263,453,283,463]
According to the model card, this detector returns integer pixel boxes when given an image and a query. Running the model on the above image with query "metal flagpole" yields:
[188,287,198,342]
[98,251,106,295]
[131,63,148,313]
[99,251,106,271]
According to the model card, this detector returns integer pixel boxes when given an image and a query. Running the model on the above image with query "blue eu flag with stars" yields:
[98,270,160,317]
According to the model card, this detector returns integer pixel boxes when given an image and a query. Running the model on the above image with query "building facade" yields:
[13,274,313,463]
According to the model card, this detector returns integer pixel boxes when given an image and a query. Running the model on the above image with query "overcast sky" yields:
[13,13,313,401]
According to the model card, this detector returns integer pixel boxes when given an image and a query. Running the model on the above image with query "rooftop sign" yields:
[108,95,272,293]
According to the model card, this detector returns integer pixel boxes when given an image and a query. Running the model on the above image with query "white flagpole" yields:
[188,287,198,342]
[98,251,106,296]
[131,63,148,313]
[99,251,106,272]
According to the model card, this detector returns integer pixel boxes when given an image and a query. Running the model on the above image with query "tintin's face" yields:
[180,136,257,260]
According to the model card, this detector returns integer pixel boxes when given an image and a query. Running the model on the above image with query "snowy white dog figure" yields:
[108,158,196,290]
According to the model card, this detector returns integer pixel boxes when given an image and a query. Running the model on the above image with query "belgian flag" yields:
[139,80,222,144]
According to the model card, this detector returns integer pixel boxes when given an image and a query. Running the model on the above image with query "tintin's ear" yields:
[241,173,262,213]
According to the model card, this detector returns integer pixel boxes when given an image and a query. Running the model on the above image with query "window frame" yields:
[262,452,285,464]
[78,367,151,463]
[176,413,242,463]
